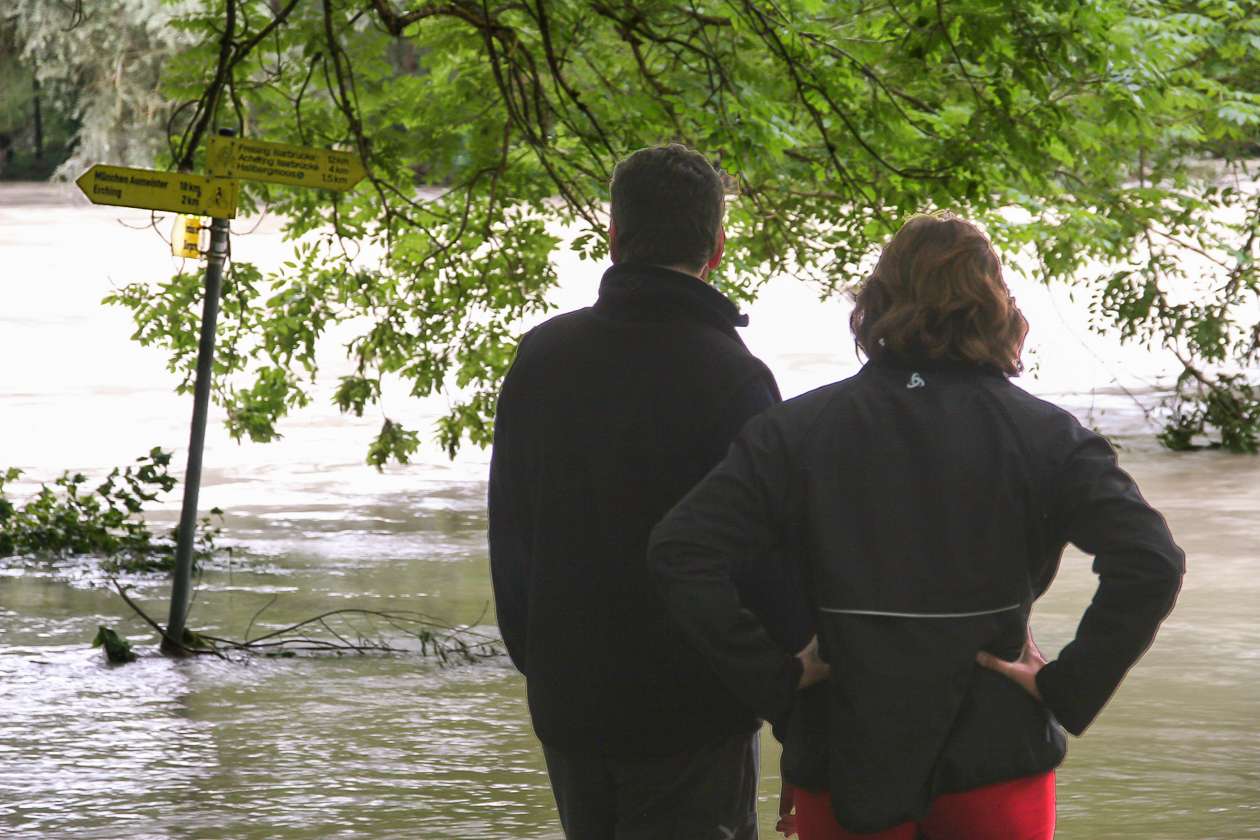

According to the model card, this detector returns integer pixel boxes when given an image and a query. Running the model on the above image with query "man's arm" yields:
[488,449,530,673]
[648,413,809,729]
[487,341,534,674]
[705,371,780,464]
[1031,429,1185,735]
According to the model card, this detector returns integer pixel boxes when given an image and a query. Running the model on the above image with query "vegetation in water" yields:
[111,582,501,664]
[1159,373,1260,454]
[92,625,138,663]
[0,448,223,572]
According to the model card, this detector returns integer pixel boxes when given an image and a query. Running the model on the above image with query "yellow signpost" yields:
[206,135,367,191]
[74,128,373,653]
[75,165,238,218]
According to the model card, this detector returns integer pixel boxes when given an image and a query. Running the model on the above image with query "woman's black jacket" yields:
[647,356,1184,833]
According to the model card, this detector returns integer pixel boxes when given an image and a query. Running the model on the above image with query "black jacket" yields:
[488,263,806,758]
[648,356,1184,832]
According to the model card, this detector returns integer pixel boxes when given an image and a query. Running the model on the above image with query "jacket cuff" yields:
[1035,660,1091,737]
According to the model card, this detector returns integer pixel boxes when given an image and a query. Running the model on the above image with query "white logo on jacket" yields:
[907,372,925,388]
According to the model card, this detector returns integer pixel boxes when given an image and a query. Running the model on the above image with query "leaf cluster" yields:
[92,625,139,663]
[0,448,224,571]
[1159,373,1260,453]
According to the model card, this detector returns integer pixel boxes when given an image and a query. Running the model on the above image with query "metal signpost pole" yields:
[163,130,234,653]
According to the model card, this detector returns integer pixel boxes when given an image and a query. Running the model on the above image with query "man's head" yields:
[608,145,726,276]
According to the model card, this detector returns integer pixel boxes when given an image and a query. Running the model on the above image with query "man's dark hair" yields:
[609,144,725,273]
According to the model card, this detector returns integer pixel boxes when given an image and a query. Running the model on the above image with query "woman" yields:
[647,214,1184,839]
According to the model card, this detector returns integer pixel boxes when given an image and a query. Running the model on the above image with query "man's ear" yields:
[608,220,621,263]
[705,226,726,272]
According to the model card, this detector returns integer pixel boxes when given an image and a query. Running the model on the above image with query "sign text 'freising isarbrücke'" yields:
[75,166,238,218]
[206,135,367,191]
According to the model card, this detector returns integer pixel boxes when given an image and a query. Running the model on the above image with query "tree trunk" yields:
[32,74,43,161]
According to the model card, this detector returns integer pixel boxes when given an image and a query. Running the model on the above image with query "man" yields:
[489,145,819,840]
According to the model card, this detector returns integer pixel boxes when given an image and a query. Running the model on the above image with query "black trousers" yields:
[541,730,760,840]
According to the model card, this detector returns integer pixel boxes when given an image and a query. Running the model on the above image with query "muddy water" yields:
[1,184,1257,839]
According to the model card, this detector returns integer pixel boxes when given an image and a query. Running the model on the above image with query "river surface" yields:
[0,183,1257,839]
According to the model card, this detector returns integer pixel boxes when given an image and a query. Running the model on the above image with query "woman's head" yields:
[850,214,1028,375]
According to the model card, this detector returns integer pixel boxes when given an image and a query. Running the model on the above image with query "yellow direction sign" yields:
[76,166,238,219]
[206,135,367,191]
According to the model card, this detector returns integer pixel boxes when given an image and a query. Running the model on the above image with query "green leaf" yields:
[92,626,138,664]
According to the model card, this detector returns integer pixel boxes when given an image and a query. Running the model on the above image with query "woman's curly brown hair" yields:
[850,214,1028,376]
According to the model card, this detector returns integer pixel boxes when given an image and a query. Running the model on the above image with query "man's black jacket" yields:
[488,263,808,758]
[648,356,1185,832]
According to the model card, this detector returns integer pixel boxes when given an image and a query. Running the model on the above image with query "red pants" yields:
[791,772,1055,840]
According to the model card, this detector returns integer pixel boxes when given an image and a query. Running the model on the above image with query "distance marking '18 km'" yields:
[206,135,367,191]
[75,166,238,219]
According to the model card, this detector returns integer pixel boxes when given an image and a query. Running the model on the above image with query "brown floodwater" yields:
[1,184,1256,839]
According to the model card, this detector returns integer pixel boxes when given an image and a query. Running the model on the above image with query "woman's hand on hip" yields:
[976,625,1047,701]
[796,635,829,690]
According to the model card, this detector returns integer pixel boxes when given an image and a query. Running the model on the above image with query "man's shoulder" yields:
[522,307,598,344]
[509,307,599,364]
[520,302,764,368]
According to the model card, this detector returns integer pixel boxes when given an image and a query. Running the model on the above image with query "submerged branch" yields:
[111,584,500,663]
[113,580,227,658]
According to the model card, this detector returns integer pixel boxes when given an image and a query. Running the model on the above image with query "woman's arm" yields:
[1018,428,1185,735]
[648,412,820,728]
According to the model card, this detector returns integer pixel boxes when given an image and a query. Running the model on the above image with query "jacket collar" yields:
[594,263,749,339]
[865,353,1006,378]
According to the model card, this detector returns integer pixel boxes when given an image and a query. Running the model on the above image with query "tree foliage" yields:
[1,0,196,175]
[93,0,1260,457]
